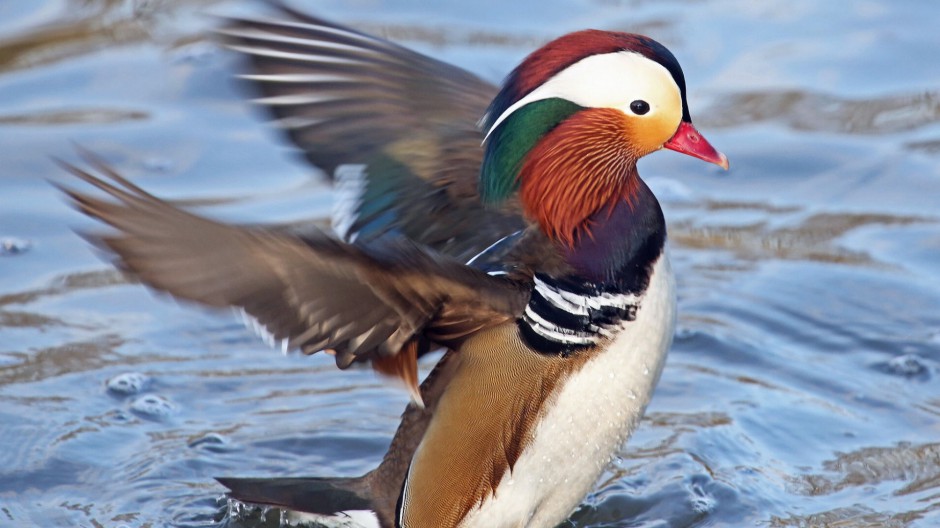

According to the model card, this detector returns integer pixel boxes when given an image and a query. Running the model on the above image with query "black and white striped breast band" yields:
[519,274,641,354]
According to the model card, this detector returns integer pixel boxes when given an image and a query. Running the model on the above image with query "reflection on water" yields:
[2,0,940,527]
[703,90,940,135]
[673,207,931,265]
[0,108,149,126]
[770,507,928,528]
[797,442,940,497]
[0,0,199,72]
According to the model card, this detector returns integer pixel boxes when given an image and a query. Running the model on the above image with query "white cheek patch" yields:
[486,51,681,138]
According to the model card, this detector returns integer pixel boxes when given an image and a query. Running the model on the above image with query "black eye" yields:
[630,100,650,115]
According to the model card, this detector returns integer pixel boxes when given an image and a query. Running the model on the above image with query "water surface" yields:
[1,0,939,527]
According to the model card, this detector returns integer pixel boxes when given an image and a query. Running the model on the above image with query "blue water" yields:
[1,0,939,526]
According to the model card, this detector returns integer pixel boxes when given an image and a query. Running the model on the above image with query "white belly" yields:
[460,254,676,528]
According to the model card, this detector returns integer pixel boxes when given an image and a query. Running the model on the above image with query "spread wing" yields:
[57,154,530,369]
[218,5,524,261]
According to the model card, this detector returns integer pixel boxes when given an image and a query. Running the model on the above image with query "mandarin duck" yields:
[59,4,727,527]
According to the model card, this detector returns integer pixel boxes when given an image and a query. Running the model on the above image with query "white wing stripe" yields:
[533,276,640,315]
[254,93,341,106]
[533,276,589,315]
[227,44,362,65]
[228,17,384,47]
[239,73,355,83]
[523,305,597,345]
[220,27,367,53]
[237,308,277,348]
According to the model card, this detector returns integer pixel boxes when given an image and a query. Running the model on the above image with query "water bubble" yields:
[0,237,31,256]
[130,394,177,420]
[107,372,150,395]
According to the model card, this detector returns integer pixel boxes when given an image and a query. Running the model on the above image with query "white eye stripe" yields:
[484,51,680,139]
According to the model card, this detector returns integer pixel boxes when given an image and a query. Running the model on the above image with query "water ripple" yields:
[702,90,940,135]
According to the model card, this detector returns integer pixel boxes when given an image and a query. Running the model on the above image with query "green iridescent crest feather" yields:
[479,98,583,205]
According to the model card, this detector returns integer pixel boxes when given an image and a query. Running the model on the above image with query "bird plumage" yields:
[218,6,522,261]
[58,4,727,527]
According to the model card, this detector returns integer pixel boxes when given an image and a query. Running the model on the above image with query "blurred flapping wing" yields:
[218,7,524,261]
[57,155,529,368]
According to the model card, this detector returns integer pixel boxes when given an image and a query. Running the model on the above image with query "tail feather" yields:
[217,476,372,515]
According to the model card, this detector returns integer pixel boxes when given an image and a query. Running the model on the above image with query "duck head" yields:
[481,30,727,246]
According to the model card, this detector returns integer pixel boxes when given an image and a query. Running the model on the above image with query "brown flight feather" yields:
[56,153,529,371]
